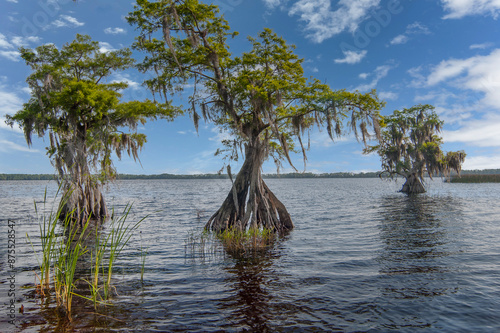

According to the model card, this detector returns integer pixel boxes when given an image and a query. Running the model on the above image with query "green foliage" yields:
[7,34,177,182]
[28,195,146,320]
[128,1,385,172]
[6,34,180,221]
[365,104,466,182]
[217,227,275,254]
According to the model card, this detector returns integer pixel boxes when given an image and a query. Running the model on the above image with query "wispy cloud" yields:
[104,27,126,35]
[426,49,500,108]
[99,42,116,53]
[390,22,430,45]
[334,50,367,64]
[262,0,285,9]
[0,88,23,120]
[355,64,394,91]
[461,154,500,169]
[442,115,500,147]
[441,0,500,19]
[0,34,41,62]
[0,50,20,62]
[379,91,398,100]
[50,15,84,29]
[470,42,494,50]
[289,0,381,43]
[0,139,38,153]
[111,73,141,90]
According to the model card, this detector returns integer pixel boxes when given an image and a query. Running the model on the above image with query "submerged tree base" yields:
[59,181,109,226]
[205,143,294,234]
[400,174,426,194]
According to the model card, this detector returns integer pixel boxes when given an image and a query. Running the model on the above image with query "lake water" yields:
[1,178,500,332]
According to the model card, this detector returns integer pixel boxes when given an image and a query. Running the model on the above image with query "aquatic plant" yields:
[28,199,146,320]
[53,217,90,317]
[217,227,276,255]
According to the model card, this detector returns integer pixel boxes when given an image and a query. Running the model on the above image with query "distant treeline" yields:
[0,172,378,180]
[2,169,500,181]
[119,172,381,179]
[0,174,57,181]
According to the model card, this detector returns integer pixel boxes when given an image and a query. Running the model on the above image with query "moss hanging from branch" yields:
[6,34,179,224]
[129,1,385,233]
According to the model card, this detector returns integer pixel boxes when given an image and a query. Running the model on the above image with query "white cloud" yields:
[209,126,234,142]
[112,73,141,90]
[390,21,430,45]
[0,34,40,61]
[334,50,367,64]
[0,50,20,62]
[442,115,500,147]
[0,33,19,61]
[99,42,116,53]
[470,42,494,50]
[6,0,18,3]
[263,0,284,9]
[0,33,13,49]
[104,27,126,35]
[426,49,500,108]
[441,0,500,19]
[390,34,408,45]
[0,85,24,134]
[406,22,430,35]
[51,15,84,29]
[0,139,38,153]
[355,64,393,91]
[0,88,23,118]
[379,91,398,100]
[289,0,381,43]
[461,155,500,170]
[10,36,40,47]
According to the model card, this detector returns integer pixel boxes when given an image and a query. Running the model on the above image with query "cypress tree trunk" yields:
[59,178,108,226]
[400,173,426,194]
[205,140,294,233]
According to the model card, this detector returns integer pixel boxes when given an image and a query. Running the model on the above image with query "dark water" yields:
[1,178,500,332]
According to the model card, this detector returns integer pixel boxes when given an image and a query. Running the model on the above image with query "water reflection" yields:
[18,220,136,332]
[219,249,280,332]
[377,195,461,299]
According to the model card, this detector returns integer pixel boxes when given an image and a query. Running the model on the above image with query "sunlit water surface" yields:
[1,178,500,332]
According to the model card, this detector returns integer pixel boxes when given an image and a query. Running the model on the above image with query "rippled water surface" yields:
[1,178,500,332]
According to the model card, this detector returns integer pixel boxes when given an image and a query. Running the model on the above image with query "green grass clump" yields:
[28,190,146,321]
[217,227,275,254]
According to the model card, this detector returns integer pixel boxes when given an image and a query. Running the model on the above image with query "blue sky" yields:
[1,0,499,175]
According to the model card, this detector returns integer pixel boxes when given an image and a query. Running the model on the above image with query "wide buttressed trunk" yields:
[400,173,426,194]
[205,142,294,233]
[59,178,108,226]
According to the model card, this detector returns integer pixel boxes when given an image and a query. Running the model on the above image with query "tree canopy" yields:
[6,34,178,222]
[364,104,466,194]
[128,0,385,232]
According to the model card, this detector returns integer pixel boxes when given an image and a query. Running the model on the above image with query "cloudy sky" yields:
[1,0,499,175]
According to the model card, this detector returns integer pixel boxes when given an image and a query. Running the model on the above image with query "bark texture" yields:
[205,141,294,233]
[59,179,108,226]
[400,173,426,194]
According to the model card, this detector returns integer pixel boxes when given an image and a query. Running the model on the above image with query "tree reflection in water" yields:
[219,248,280,332]
[377,194,463,300]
